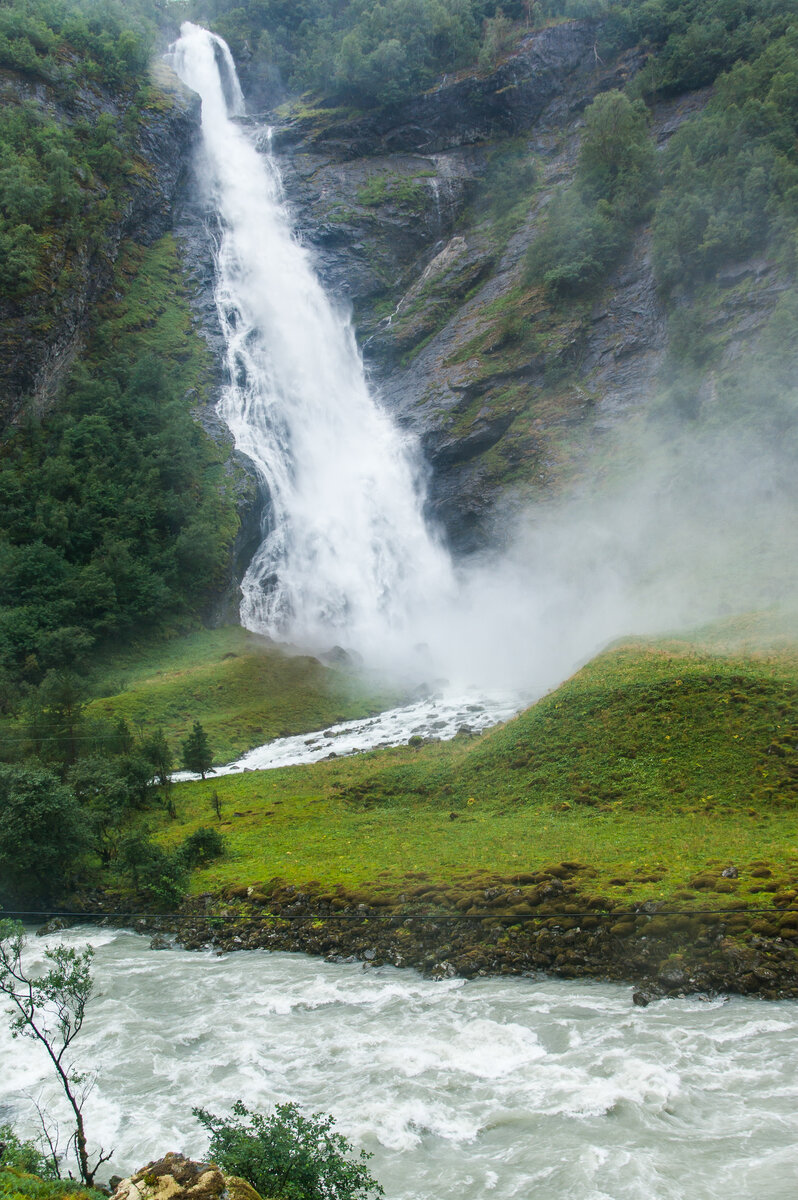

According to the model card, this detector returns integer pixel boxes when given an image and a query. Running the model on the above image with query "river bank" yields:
[69,877,798,1002]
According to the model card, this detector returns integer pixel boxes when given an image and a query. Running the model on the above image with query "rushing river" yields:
[1,927,796,1198]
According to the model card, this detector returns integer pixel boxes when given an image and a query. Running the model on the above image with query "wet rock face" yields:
[248,31,786,556]
[251,21,655,554]
[274,21,600,161]
[267,20,603,325]
[0,63,200,425]
[113,1155,266,1200]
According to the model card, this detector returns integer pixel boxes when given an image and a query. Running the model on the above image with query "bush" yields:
[0,1125,58,1179]
[119,833,187,909]
[194,1101,383,1200]
[652,29,798,291]
[181,826,225,867]
[526,90,656,298]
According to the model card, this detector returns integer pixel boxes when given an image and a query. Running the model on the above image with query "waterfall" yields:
[167,24,454,662]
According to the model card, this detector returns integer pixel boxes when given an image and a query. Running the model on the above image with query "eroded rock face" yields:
[112,1154,268,1200]
[0,62,200,425]
[259,48,786,554]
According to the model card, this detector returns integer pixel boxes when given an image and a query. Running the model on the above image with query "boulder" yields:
[112,1154,270,1200]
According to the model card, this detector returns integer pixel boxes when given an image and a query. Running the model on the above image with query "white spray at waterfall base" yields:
[168,24,798,725]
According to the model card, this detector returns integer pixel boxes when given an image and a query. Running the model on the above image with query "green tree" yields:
[143,727,173,792]
[68,755,133,866]
[0,764,89,904]
[576,89,657,213]
[478,8,515,72]
[26,671,87,773]
[0,1123,58,1178]
[194,1100,383,1200]
[181,825,225,866]
[0,921,111,1186]
[181,720,214,780]
[118,833,187,909]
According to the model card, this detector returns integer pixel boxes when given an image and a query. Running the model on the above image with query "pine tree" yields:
[182,720,213,780]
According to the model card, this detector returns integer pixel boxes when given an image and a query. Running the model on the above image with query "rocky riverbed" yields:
[74,871,798,1002]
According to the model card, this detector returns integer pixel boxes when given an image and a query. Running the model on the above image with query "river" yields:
[1,927,796,1198]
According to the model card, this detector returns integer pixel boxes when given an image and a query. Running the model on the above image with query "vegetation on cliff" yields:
[0,0,163,305]
[0,235,238,686]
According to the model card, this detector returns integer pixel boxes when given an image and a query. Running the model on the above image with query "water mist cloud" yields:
[421,408,798,697]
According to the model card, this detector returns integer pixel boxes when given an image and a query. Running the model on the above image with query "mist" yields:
[419,399,798,698]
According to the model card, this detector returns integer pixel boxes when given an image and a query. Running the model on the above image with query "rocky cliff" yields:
[246,20,788,553]
[0,60,198,424]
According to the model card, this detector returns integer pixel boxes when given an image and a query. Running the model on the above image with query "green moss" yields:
[0,1167,102,1200]
[357,172,429,212]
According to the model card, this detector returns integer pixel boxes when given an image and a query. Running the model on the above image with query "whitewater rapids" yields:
[1,928,796,1199]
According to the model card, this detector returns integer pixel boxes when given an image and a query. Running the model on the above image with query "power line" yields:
[3,905,796,923]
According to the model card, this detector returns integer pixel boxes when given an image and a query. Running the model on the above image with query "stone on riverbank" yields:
[112,1154,270,1200]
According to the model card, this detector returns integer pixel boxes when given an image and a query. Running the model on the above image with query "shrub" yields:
[0,1125,58,1179]
[119,834,187,909]
[526,90,656,298]
[194,1100,383,1200]
[0,764,89,904]
[181,826,225,867]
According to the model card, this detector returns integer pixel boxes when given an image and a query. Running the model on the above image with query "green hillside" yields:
[156,627,798,915]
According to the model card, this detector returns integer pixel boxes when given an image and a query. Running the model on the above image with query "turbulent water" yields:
[167,24,454,663]
[1,928,796,1199]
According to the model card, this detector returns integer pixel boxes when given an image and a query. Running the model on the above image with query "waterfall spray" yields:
[167,24,454,664]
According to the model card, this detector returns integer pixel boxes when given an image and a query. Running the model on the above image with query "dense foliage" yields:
[0,1126,59,1180]
[617,0,798,100]
[0,0,163,303]
[190,0,540,105]
[195,1101,384,1200]
[653,27,798,291]
[526,90,657,295]
[0,237,237,685]
[189,0,798,106]
[524,1,798,303]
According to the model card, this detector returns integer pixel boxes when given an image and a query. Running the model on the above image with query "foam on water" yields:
[1,928,796,1199]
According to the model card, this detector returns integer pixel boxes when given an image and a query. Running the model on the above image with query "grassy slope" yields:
[0,1168,100,1200]
[153,628,798,914]
[87,626,401,764]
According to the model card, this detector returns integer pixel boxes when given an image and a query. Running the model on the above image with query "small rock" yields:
[721,865,739,879]
[36,917,69,936]
[149,934,170,951]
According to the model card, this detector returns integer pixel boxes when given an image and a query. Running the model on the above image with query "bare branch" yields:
[0,921,109,1186]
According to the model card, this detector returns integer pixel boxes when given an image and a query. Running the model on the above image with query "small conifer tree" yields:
[182,720,213,779]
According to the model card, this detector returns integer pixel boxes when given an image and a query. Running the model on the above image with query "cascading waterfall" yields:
[167,24,455,662]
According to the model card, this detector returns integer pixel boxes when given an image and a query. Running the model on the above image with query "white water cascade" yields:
[167,24,455,663]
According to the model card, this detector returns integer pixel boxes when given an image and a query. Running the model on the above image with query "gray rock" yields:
[36,917,69,936]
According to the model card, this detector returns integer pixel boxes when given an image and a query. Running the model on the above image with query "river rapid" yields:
[1,927,796,1198]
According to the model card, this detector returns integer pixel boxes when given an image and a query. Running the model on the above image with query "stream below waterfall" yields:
[1,928,796,1199]
[172,689,523,780]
